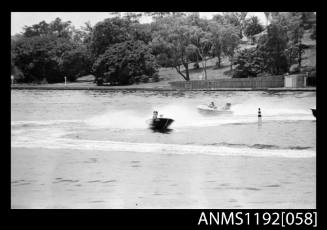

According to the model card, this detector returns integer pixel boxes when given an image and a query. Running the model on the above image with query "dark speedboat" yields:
[150,118,174,130]
[311,109,316,118]
[148,111,174,130]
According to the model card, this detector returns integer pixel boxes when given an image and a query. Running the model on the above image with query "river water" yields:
[11,90,316,208]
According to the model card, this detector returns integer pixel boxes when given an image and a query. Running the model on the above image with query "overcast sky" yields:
[11,12,266,35]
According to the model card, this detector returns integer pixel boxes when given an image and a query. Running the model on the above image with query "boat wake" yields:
[12,134,315,158]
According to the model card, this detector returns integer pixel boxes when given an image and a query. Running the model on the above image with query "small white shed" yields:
[284,74,305,88]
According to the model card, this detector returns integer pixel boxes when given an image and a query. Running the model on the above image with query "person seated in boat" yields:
[153,111,159,120]
[222,103,231,110]
[208,102,217,109]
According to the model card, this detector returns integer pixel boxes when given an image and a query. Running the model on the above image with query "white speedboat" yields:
[197,103,233,115]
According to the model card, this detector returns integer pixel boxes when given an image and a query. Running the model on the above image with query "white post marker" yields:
[64,76,67,86]
[11,75,14,85]
[258,108,262,126]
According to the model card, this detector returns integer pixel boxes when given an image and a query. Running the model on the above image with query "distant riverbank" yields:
[11,84,316,91]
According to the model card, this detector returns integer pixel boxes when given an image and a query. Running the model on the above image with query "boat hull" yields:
[311,109,316,117]
[149,118,174,130]
[197,105,233,115]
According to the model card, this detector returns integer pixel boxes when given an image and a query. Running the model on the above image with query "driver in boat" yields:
[208,102,217,109]
[222,103,231,110]
[153,111,159,121]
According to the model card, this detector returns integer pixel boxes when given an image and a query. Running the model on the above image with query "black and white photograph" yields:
[11,12,316,209]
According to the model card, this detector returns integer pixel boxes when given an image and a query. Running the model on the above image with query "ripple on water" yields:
[85,179,118,184]
[11,179,26,184]
[89,200,104,203]
[87,180,101,183]
[264,184,281,188]
[131,160,140,163]
[11,179,36,186]
[131,165,141,168]
[102,180,117,183]
[153,192,162,196]
[219,183,230,186]
[14,182,31,186]
[83,158,97,163]
[53,179,80,184]
[213,186,261,191]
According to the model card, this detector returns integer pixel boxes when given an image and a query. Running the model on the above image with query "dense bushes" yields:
[11,16,158,85]
[61,46,92,81]
[257,24,289,75]
[233,24,289,78]
[11,18,94,83]
[11,13,315,84]
[92,40,158,85]
[233,48,265,78]
[89,17,131,57]
[244,16,264,43]
[11,35,93,83]
[12,36,73,83]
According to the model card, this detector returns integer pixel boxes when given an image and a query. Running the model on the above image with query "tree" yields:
[92,40,158,85]
[232,13,315,77]
[23,20,50,37]
[70,21,93,45]
[145,12,172,20]
[273,12,309,69]
[61,46,92,81]
[129,23,153,44]
[233,47,266,78]
[12,17,95,83]
[257,24,289,75]
[122,12,143,23]
[244,16,264,43]
[221,25,240,71]
[89,17,131,57]
[22,18,73,39]
[49,17,73,38]
[146,12,187,20]
[222,12,248,38]
[186,12,208,30]
[270,12,281,22]
[285,13,305,69]
[212,14,225,25]
[11,35,77,83]
[189,26,213,80]
[235,12,248,38]
[207,20,228,68]
[151,16,195,81]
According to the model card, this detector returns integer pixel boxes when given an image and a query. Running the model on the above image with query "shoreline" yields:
[11,85,316,92]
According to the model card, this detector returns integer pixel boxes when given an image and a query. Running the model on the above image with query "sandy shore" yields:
[11,147,315,209]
